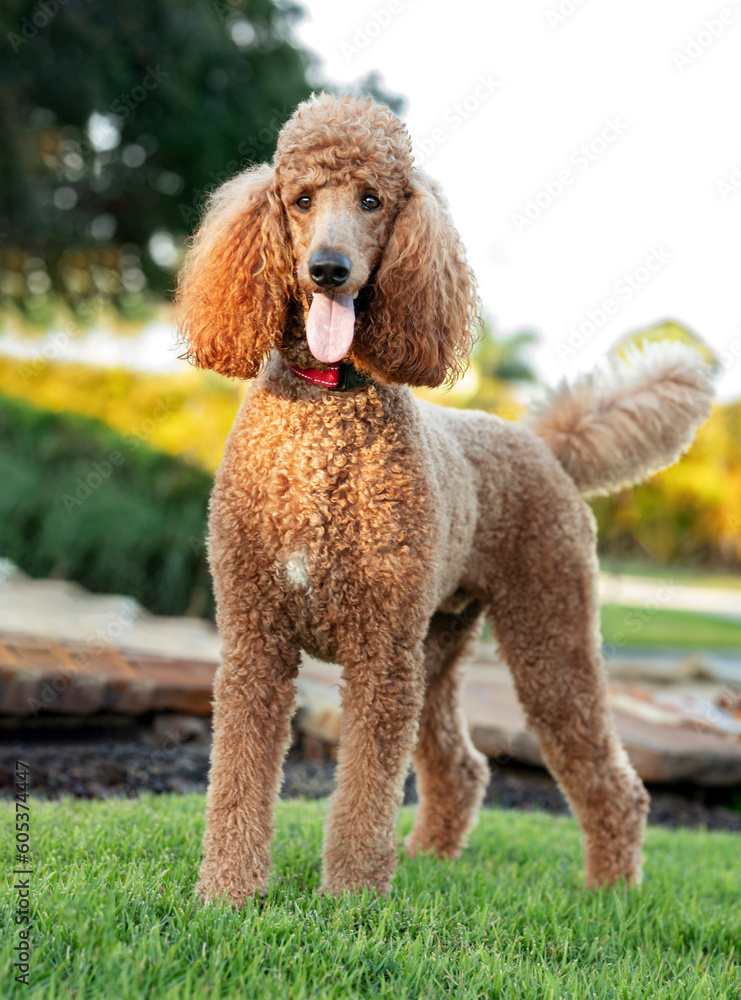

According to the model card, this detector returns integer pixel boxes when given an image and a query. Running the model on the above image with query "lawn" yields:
[2,796,739,999]
[600,604,741,650]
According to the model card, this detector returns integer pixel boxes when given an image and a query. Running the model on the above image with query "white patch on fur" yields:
[285,551,310,589]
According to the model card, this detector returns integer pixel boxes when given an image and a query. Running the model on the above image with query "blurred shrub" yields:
[0,353,244,470]
[592,399,741,569]
[0,393,214,617]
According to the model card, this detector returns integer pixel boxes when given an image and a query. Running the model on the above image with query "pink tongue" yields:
[306,293,355,363]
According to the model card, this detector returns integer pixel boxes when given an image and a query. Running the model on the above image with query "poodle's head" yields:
[177,93,479,387]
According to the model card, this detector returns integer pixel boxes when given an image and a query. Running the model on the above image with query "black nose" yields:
[308,249,351,288]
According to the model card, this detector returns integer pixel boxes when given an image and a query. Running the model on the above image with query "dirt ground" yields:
[2,719,740,832]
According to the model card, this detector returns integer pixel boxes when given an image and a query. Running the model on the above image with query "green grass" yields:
[486,606,741,651]
[2,796,739,999]
[600,604,741,650]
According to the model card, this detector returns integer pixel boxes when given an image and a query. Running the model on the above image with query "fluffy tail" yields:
[528,340,714,497]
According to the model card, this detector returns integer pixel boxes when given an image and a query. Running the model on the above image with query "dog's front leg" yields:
[322,640,425,895]
[196,622,299,909]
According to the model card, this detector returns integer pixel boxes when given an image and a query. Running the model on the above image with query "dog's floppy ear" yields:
[362,169,479,388]
[177,163,294,379]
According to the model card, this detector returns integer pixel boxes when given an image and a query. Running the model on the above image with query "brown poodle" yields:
[177,94,713,908]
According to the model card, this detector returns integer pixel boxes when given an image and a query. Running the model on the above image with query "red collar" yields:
[287,362,343,388]
[286,361,372,392]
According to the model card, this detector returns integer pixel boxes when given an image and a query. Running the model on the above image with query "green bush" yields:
[0,393,214,617]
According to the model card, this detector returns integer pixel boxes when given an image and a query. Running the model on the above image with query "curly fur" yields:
[528,339,713,496]
[176,94,713,909]
[363,170,479,387]
[177,163,295,378]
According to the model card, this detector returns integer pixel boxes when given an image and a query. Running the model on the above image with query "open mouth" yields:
[305,291,357,364]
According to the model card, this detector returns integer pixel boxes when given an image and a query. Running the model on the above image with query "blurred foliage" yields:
[614,319,718,366]
[601,603,741,649]
[592,398,741,568]
[417,321,537,420]
[425,320,741,570]
[0,0,402,325]
[475,323,538,384]
[0,351,245,470]
[464,322,537,413]
[0,392,214,616]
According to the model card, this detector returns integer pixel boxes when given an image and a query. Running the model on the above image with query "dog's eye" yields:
[361,194,381,211]
[296,195,312,210]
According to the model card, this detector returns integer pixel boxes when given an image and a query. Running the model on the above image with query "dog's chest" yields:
[269,411,426,595]
[225,384,435,649]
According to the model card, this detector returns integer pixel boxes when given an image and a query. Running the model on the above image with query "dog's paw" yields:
[195,867,269,910]
[321,846,396,896]
[195,878,266,910]
[404,830,462,860]
[584,845,645,890]
[583,780,649,890]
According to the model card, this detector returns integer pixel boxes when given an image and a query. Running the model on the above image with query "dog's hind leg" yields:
[404,600,491,860]
[488,490,649,889]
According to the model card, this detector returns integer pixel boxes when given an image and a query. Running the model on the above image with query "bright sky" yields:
[293,0,741,401]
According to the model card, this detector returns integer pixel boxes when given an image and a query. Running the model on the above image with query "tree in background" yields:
[0,0,399,324]
[467,322,538,412]
[419,320,538,417]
